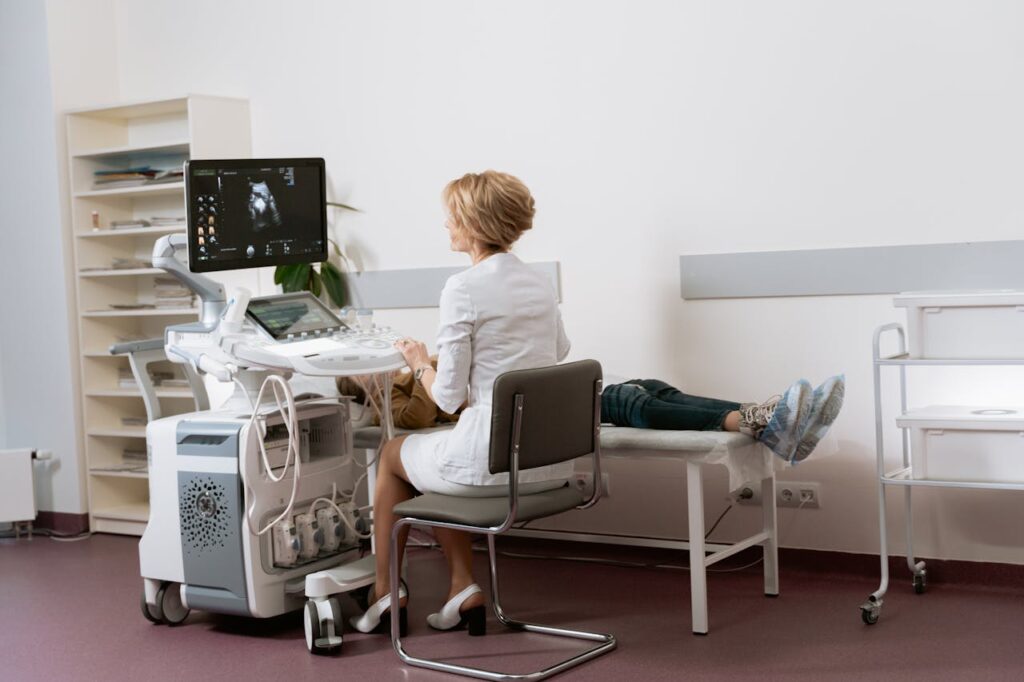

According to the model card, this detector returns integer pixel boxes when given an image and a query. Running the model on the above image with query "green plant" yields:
[274,202,357,308]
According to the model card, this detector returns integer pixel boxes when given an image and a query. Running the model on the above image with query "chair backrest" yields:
[488,359,602,475]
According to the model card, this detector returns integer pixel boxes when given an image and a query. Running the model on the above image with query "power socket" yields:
[572,472,610,498]
[777,481,820,509]
[736,482,820,508]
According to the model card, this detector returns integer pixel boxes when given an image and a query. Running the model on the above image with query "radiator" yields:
[0,449,36,523]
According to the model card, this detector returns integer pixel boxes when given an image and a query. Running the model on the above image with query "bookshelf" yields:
[65,95,251,535]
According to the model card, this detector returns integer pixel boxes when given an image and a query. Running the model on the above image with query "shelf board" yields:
[92,503,149,522]
[74,182,185,199]
[83,308,198,318]
[87,388,194,399]
[89,469,149,479]
[91,517,146,536]
[71,139,190,159]
[79,268,163,278]
[88,428,147,438]
[66,95,189,119]
[78,225,185,239]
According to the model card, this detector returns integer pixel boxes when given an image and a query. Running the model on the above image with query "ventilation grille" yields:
[180,476,232,556]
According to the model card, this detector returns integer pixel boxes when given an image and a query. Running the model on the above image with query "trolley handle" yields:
[873,323,906,362]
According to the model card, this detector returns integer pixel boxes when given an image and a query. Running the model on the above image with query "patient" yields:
[601,376,844,463]
[337,357,461,430]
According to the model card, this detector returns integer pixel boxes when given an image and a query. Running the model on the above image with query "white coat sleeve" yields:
[431,277,474,414]
[556,307,571,362]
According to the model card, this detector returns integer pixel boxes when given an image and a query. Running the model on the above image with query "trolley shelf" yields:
[876,353,1024,366]
[881,467,1024,491]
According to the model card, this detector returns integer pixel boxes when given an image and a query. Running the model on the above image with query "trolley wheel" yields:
[861,605,880,625]
[141,588,163,624]
[328,597,343,640]
[156,582,190,625]
[913,572,927,595]
[305,601,342,656]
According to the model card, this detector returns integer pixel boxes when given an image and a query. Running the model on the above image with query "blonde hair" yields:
[443,170,535,252]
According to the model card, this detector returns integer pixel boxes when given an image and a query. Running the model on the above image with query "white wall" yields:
[40,0,1024,562]
[0,0,88,514]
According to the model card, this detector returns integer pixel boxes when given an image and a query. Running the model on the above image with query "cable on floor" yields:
[0,528,92,542]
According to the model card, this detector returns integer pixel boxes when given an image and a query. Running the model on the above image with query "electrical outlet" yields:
[777,481,820,509]
[735,485,762,505]
[737,482,820,508]
[572,472,610,498]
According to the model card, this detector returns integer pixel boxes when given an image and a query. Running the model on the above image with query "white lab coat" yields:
[403,252,572,487]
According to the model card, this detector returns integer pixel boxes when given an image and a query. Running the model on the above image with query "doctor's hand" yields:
[395,337,430,370]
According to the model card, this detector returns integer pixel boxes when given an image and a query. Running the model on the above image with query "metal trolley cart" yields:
[862,312,1024,625]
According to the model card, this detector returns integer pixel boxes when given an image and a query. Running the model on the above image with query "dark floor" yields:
[2,533,1024,681]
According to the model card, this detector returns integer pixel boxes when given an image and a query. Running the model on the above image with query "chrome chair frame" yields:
[388,377,616,681]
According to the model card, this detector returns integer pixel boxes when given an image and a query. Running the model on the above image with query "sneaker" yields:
[792,375,845,463]
[737,395,782,439]
[758,379,813,461]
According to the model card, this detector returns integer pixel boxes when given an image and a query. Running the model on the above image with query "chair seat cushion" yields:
[392,485,585,527]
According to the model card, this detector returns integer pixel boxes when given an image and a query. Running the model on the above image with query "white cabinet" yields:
[65,96,251,535]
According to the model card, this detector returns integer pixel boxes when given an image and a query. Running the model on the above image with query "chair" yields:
[387,359,616,681]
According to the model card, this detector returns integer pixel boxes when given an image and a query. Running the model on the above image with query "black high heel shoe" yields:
[427,584,486,637]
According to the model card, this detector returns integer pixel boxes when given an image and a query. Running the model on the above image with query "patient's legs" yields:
[640,397,740,430]
[626,379,742,411]
[604,382,742,431]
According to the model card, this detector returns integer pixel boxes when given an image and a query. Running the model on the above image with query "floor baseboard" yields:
[34,512,89,535]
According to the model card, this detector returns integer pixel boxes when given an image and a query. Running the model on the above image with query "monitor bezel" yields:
[245,291,349,341]
[185,157,328,273]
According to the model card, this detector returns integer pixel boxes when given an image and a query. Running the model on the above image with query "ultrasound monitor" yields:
[185,158,327,272]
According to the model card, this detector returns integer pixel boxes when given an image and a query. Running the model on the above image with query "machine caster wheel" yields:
[156,582,190,625]
[861,605,880,625]
[305,599,342,656]
[141,589,163,624]
[913,572,927,595]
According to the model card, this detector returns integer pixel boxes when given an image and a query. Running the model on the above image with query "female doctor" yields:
[351,171,572,637]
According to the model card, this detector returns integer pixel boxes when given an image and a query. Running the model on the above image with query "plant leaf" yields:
[273,266,285,285]
[309,269,323,297]
[326,201,361,212]
[320,261,347,308]
[280,263,311,292]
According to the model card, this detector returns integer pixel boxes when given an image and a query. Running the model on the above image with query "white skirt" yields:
[400,430,567,497]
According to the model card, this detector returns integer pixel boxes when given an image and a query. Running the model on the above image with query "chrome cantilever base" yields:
[389,523,617,681]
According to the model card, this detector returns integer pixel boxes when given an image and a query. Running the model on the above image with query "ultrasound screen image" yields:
[187,159,326,272]
[248,180,282,232]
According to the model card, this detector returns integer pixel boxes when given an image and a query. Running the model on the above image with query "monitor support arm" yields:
[152,233,226,326]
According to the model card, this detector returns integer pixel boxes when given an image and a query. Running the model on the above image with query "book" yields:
[110,219,152,229]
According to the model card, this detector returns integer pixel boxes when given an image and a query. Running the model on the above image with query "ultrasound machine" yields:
[137,157,404,654]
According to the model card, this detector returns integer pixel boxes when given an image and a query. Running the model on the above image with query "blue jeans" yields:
[600,379,741,431]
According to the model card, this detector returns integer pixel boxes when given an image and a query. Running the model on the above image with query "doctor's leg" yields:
[433,527,486,608]
[373,435,414,604]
